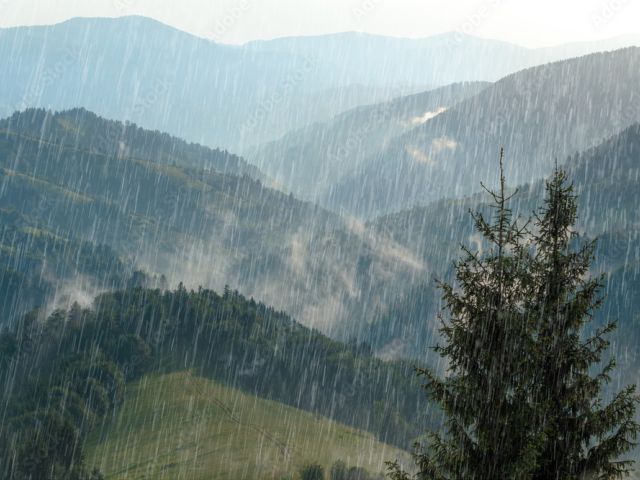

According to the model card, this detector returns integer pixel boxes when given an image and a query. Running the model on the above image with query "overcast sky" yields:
[1,0,639,47]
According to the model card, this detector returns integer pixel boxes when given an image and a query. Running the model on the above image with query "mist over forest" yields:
[2,5,640,479]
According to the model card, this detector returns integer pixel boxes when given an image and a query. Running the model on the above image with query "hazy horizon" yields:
[1,0,640,48]
[3,13,640,50]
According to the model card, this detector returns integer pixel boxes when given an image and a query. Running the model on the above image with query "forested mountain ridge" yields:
[250,82,489,200]
[1,16,638,152]
[0,108,427,337]
[0,285,425,477]
[366,123,640,367]
[0,212,131,324]
[0,108,262,178]
[325,47,640,217]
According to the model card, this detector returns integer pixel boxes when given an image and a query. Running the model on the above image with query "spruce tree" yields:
[387,157,639,479]
[389,150,540,479]
[529,168,639,479]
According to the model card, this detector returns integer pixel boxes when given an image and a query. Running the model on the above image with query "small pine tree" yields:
[387,155,639,479]
[331,461,349,480]
[300,463,325,480]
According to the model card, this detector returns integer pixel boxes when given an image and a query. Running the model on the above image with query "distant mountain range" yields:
[243,31,640,86]
[1,16,639,152]
[323,47,640,217]
[250,82,489,198]
[3,105,640,395]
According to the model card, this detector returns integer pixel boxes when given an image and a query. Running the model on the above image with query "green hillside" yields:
[0,107,427,339]
[87,371,408,480]
[0,285,424,478]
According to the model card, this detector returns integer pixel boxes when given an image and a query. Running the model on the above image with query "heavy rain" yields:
[1,1,640,478]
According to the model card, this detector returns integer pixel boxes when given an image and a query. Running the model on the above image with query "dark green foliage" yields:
[0,330,17,369]
[331,461,349,480]
[527,169,640,478]
[1,284,426,478]
[416,152,538,478]
[330,460,382,480]
[0,108,260,178]
[388,160,639,479]
[0,214,130,324]
[300,463,325,480]
[85,285,424,447]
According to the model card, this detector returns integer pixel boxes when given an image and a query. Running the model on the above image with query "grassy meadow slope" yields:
[88,371,408,480]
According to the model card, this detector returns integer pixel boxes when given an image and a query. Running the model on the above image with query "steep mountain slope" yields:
[0,211,131,324]
[1,17,638,151]
[325,48,640,217]
[366,123,640,364]
[0,108,426,335]
[87,371,406,480]
[250,82,489,198]
[0,108,261,178]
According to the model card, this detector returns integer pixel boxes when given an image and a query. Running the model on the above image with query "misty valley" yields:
[1,12,640,480]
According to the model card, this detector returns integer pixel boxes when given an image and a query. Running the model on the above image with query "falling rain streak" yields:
[0,3,640,479]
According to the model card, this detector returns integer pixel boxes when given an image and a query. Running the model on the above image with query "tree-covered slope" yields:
[0,286,425,478]
[325,48,640,217]
[250,82,489,199]
[0,208,131,325]
[0,108,262,179]
[367,123,640,367]
[0,108,428,336]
